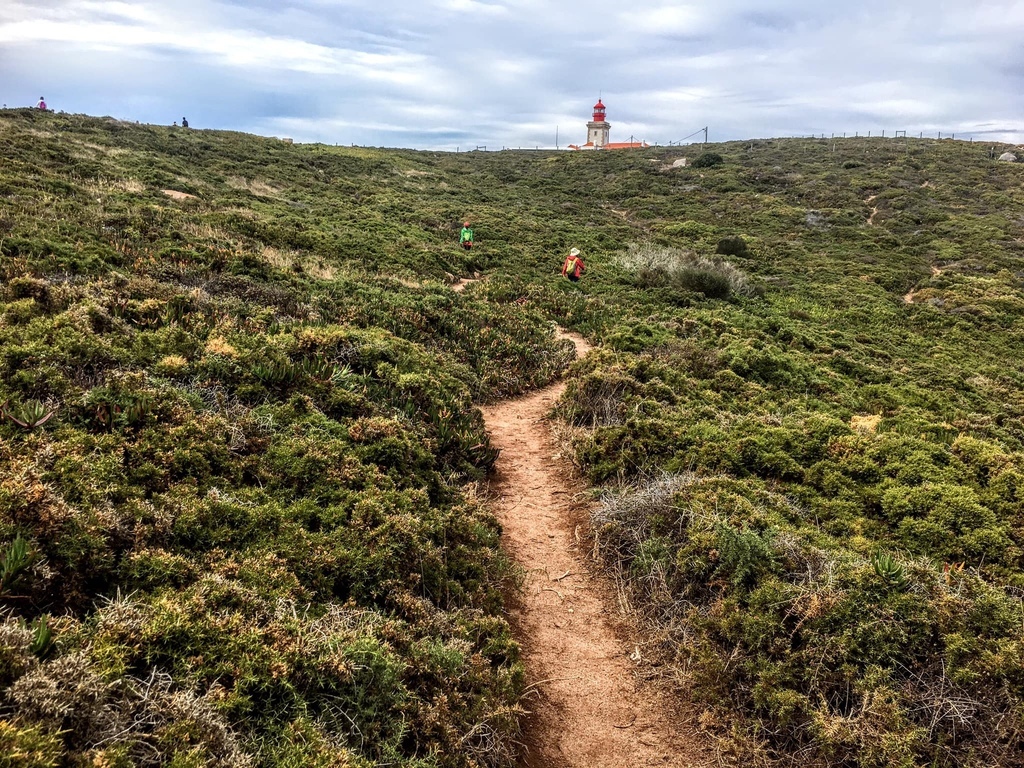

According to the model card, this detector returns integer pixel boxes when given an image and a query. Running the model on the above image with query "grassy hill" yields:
[1,108,1022,767]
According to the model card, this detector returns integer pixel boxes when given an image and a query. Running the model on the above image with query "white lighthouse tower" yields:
[587,99,610,147]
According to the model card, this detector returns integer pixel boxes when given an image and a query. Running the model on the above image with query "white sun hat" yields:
[569,248,580,256]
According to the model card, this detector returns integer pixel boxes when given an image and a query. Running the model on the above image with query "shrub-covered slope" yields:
[0,110,576,767]
[551,143,1024,766]
[1,108,1023,767]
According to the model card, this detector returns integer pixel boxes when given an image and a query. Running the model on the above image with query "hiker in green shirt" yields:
[459,221,474,250]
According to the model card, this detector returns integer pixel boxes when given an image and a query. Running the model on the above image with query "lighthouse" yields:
[568,99,649,150]
[587,99,610,148]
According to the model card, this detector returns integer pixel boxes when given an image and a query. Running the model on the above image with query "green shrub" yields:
[715,236,748,257]
[693,152,724,168]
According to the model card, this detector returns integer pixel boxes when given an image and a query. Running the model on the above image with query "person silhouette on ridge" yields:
[182,117,189,128]
[36,97,46,110]
[459,221,474,250]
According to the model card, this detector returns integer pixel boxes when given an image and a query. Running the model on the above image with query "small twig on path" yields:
[551,570,572,582]
[521,676,576,695]
[496,495,526,514]
[541,587,564,600]
[613,715,638,729]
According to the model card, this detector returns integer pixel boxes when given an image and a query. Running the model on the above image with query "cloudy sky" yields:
[2,0,1022,149]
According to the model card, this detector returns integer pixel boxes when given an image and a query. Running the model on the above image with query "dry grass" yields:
[73,141,129,158]
[850,414,882,434]
[9,651,251,766]
[178,221,236,245]
[87,178,145,194]
[260,245,338,280]
[204,337,238,358]
[226,177,282,198]
[615,243,757,298]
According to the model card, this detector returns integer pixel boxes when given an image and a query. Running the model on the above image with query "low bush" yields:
[692,152,724,168]
[591,473,1024,767]
[715,235,749,257]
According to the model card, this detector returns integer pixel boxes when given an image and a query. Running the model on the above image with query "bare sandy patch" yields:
[162,189,197,200]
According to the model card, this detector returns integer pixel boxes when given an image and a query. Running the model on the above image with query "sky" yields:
[1,0,1022,150]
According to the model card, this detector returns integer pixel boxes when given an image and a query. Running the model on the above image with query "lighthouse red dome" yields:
[592,99,607,122]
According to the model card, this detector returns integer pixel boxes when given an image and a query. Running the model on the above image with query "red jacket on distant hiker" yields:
[561,248,585,281]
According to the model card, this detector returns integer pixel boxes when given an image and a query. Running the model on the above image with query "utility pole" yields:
[555,125,559,150]
[703,126,708,146]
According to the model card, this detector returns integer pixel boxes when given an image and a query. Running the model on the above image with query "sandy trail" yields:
[865,194,879,226]
[480,331,709,768]
[904,265,944,303]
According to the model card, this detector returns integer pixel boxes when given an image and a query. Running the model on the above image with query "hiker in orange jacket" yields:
[561,248,585,282]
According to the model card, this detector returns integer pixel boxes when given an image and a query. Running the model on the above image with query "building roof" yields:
[567,140,649,151]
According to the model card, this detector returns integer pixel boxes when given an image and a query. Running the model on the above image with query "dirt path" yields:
[904,265,943,304]
[480,331,709,768]
[866,194,879,226]
[451,277,478,293]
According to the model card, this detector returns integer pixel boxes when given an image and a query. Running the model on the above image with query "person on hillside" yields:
[459,221,474,250]
[36,97,46,111]
[182,116,189,128]
[561,248,586,282]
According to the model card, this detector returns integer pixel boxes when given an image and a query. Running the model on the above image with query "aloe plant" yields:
[28,615,53,659]
[0,535,31,595]
[253,360,298,385]
[87,396,151,431]
[118,396,151,427]
[2,399,57,429]
[871,550,911,592]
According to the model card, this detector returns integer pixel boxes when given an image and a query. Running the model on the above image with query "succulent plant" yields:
[1,399,57,429]
[28,615,53,659]
[871,550,911,592]
[253,360,299,385]
[0,535,31,595]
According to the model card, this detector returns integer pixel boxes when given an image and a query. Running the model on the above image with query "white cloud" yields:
[620,5,712,35]
[437,0,509,14]
[0,0,1020,148]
